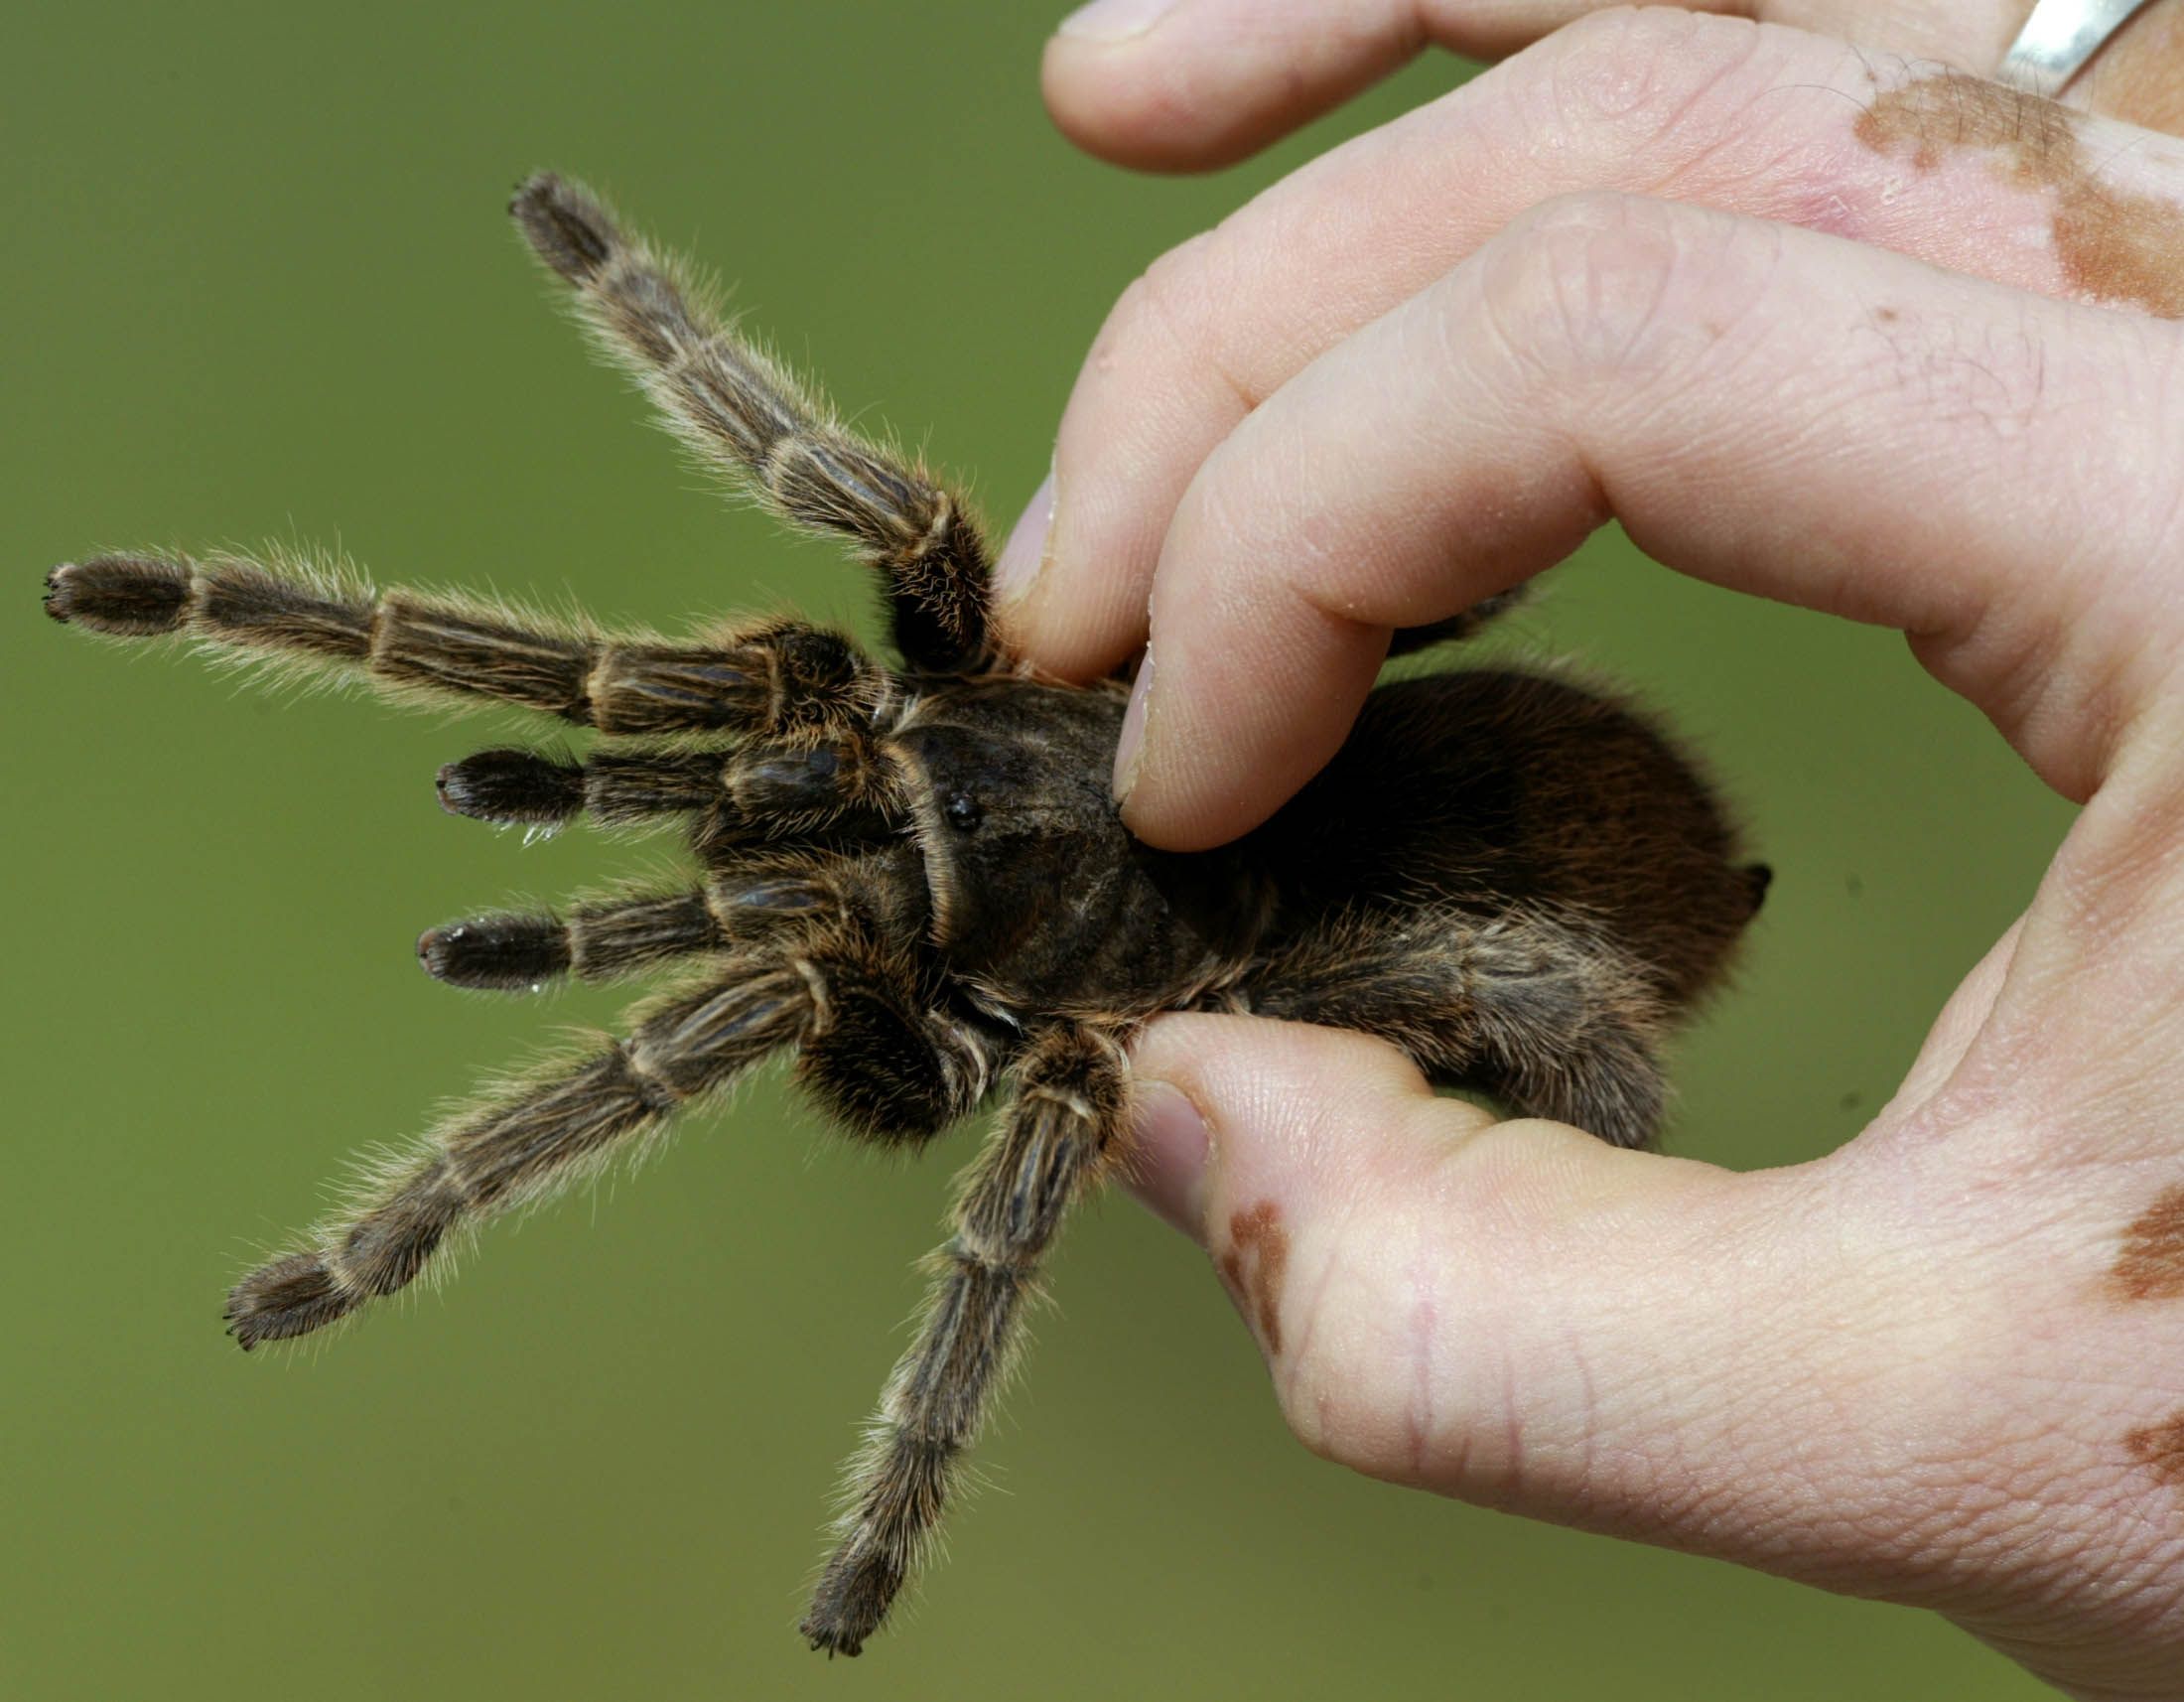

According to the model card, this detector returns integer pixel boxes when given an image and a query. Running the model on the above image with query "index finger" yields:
[1115,191,2184,845]
[997,11,2184,682]
[1040,0,2181,172]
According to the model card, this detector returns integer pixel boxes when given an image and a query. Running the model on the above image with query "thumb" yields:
[1121,1013,1950,1581]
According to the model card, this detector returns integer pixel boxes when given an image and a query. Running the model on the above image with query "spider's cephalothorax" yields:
[42,174,1767,1655]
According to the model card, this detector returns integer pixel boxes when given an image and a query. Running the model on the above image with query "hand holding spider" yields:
[1007,6,2184,1697]
[48,165,1767,1655]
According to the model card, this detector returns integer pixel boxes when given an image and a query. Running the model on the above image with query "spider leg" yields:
[225,958,805,1347]
[510,173,994,674]
[1242,909,1670,1149]
[802,1024,1130,1657]
[45,552,886,735]
[225,926,983,1348]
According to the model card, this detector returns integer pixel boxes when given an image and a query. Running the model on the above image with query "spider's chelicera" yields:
[43,174,1768,1655]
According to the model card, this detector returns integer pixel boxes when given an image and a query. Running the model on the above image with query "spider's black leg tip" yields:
[417,917,570,991]
[416,922,459,977]
[435,748,583,827]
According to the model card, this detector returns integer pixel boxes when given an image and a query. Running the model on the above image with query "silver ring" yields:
[1996,0,2157,90]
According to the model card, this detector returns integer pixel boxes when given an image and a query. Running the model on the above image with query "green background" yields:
[4,2,2074,1697]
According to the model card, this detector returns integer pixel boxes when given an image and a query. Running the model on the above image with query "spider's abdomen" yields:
[1247,668,1765,1001]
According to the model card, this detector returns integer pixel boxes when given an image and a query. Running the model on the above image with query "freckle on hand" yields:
[1854,71,2184,319]
[2110,1185,2184,1302]
[2126,1411,2184,1489]
[1216,1200,1290,1355]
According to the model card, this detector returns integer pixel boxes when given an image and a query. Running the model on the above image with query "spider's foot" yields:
[799,1621,865,1659]
[801,1549,899,1658]
[436,748,583,827]
[418,916,571,991]
[44,555,192,636]
[510,172,614,284]
[225,1251,357,1350]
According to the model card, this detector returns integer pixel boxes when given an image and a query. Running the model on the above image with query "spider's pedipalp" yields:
[723,727,909,839]
[419,835,923,1000]
[420,888,721,992]
[417,914,576,991]
[802,1024,1129,1655]
[436,722,912,849]
[437,746,725,831]
[509,172,996,674]
[438,748,587,827]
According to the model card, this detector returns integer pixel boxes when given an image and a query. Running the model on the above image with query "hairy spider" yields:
[42,173,1768,1656]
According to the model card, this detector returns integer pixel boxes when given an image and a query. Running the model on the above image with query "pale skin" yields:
[994,2,2184,1696]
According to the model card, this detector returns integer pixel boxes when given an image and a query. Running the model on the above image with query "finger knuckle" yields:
[1530,7,1770,159]
[1105,230,1228,374]
[1474,193,1737,382]
[1083,228,1264,435]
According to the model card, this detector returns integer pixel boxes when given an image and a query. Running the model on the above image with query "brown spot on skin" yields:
[1854,71,2077,174]
[1855,71,2184,318]
[2111,1185,2184,1301]
[1217,1201,1290,1355]
[2126,1411,2184,1488]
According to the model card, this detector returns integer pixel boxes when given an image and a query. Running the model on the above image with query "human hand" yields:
[1035,0,2184,161]
[998,8,2184,1698]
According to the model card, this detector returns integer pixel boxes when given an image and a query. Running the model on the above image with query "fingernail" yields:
[994,470,1054,606]
[1125,1078,1209,1238]
[1113,642,1154,801]
[1058,0,1179,44]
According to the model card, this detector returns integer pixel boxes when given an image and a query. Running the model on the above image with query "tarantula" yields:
[42,173,1767,1655]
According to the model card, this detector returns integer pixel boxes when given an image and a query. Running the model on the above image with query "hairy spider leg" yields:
[1245,910,1671,1150]
[224,935,989,1349]
[43,552,886,735]
[802,1025,1131,1657]
[225,959,808,1347]
[511,173,995,674]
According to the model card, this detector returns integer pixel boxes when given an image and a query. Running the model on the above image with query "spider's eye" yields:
[944,790,981,833]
